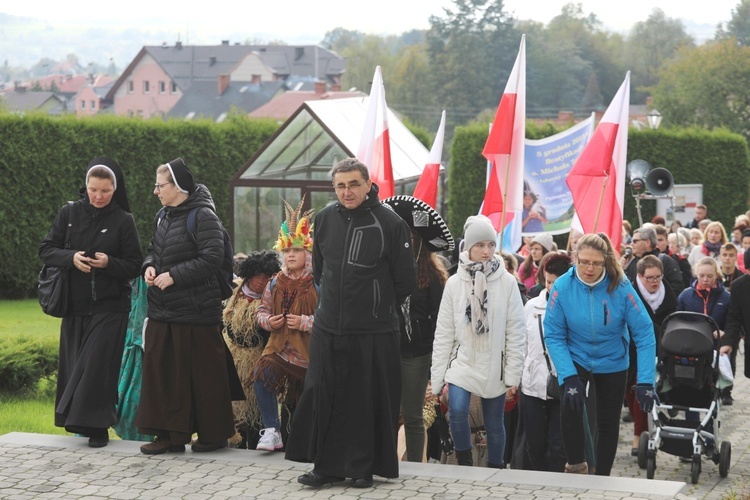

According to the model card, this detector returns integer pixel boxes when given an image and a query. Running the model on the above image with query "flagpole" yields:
[499,155,512,251]
[592,173,609,232]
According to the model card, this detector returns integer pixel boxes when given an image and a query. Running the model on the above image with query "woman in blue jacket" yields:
[544,233,657,475]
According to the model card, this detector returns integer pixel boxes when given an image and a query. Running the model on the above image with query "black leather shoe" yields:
[88,434,109,448]
[297,470,345,487]
[351,476,373,488]
[191,440,227,452]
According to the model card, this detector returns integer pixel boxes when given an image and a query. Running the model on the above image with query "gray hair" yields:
[329,158,370,181]
[635,227,657,249]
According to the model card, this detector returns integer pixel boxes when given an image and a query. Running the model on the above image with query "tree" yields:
[623,8,694,103]
[426,0,520,126]
[719,0,750,46]
[387,44,436,128]
[652,39,750,140]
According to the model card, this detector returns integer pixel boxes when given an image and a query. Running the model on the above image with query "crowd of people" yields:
[40,157,746,487]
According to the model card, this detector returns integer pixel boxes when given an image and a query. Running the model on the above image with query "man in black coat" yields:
[623,226,685,297]
[286,158,416,489]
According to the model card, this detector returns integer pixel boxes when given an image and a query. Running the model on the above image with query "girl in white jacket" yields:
[520,252,572,472]
[431,215,526,468]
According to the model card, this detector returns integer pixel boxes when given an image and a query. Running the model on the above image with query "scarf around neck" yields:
[702,241,722,256]
[636,275,665,312]
[459,252,500,335]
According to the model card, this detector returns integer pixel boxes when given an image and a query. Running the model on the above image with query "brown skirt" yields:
[136,319,238,442]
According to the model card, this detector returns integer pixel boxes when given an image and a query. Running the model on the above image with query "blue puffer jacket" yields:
[544,266,656,386]
[676,279,730,330]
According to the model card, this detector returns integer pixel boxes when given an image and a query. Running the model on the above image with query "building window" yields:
[90,100,96,109]
[143,81,150,94]
[171,81,177,93]
[127,81,134,93]
[159,81,166,94]
[80,100,85,110]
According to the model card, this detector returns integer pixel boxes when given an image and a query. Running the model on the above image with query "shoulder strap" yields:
[537,314,553,372]
[186,207,201,244]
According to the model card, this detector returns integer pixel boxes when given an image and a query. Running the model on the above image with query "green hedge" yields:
[0,336,58,393]
[447,125,750,246]
[0,113,278,298]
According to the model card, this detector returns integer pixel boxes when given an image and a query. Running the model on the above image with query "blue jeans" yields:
[448,384,506,466]
[253,365,280,430]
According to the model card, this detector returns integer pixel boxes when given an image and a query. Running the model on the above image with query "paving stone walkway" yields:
[0,351,746,499]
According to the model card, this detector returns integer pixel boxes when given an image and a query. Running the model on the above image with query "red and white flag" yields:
[412,110,446,208]
[566,71,630,251]
[480,35,526,253]
[357,66,394,198]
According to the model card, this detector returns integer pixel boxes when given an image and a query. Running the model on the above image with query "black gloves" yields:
[636,384,659,413]
[562,375,585,412]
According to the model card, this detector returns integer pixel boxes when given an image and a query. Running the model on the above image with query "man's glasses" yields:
[333,181,364,192]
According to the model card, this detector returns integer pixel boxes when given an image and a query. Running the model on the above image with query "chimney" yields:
[209,56,216,66]
[295,47,304,60]
[221,40,229,46]
[330,83,341,92]
[646,96,654,106]
[218,74,230,95]
[558,110,574,122]
[175,41,182,49]
[314,81,326,94]
[251,74,262,85]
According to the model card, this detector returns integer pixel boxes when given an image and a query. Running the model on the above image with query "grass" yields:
[0,299,61,436]
[0,299,60,340]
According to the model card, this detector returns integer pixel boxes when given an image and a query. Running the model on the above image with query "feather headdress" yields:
[274,196,314,251]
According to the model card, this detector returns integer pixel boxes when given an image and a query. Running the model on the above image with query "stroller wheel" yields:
[719,441,731,478]
[646,455,656,479]
[690,455,701,484]
[637,431,649,469]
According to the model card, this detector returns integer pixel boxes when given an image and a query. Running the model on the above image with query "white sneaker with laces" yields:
[256,428,283,451]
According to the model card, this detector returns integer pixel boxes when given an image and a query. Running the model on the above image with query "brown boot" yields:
[140,436,186,455]
[564,462,588,474]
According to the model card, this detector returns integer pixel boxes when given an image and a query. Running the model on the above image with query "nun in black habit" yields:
[39,157,143,447]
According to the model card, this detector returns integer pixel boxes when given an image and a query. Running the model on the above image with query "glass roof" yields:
[239,97,434,182]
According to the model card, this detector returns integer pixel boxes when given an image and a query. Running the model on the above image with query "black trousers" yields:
[522,393,565,472]
[560,364,627,476]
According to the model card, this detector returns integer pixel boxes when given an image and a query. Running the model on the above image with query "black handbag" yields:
[538,314,560,400]
[38,211,73,318]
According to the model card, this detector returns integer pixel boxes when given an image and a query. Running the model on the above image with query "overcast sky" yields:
[2,1,739,42]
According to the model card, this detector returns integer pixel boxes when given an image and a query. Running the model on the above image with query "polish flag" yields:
[480,35,526,253]
[412,110,446,208]
[357,66,394,198]
[566,71,630,251]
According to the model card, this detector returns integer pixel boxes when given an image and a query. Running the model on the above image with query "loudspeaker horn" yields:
[626,159,652,192]
[645,167,673,196]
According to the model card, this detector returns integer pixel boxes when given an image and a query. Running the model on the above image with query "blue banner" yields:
[522,115,595,235]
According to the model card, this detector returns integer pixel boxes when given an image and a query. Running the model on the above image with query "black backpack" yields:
[158,206,235,299]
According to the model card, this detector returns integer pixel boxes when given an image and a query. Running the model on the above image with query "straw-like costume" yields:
[222,251,280,448]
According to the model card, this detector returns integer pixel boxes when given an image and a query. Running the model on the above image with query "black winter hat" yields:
[166,157,195,194]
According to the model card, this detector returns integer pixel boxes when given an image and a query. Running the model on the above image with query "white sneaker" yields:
[256,428,283,451]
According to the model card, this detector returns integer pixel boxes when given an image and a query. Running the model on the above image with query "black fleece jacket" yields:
[312,183,417,336]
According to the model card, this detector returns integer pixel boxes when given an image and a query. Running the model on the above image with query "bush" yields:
[0,336,58,394]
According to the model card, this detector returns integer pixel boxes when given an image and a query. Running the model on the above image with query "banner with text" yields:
[522,114,595,236]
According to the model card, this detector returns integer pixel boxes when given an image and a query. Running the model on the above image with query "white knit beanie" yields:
[463,215,497,251]
[531,232,554,252]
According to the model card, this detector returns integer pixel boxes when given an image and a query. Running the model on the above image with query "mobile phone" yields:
[84,249,97,259]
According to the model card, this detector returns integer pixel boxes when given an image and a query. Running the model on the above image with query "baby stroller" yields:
[637,311,731,484]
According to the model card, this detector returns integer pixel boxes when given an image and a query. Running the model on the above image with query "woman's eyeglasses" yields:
[154,182,173,192]
[578,260,604,269]
[642,274,663,283]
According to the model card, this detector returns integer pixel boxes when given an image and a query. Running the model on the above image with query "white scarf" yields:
[636,275,665,312]
[459,252,500,336]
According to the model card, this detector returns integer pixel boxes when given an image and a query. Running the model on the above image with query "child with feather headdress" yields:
[251,196,317,451]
